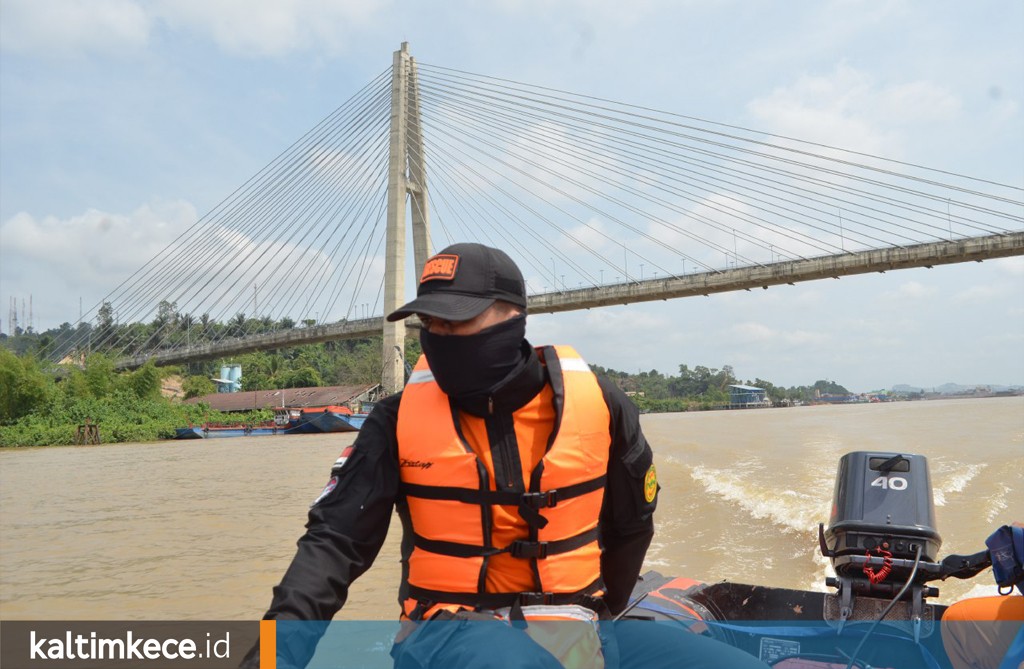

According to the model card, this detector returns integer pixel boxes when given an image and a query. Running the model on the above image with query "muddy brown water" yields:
[1,397,1020,621]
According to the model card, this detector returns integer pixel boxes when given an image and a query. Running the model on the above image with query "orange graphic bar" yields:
[260,619,276,669]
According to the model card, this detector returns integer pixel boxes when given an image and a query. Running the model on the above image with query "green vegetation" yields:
[0,348,266,447]
[2,307,851,445]
[593,363,850,412]
[0,312,421,447]
[1,300,384,367]
[0,303,417,394]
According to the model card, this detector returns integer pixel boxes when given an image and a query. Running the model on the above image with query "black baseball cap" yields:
[386,243,527,322]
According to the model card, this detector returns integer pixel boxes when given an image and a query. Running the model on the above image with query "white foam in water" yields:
[944,462,987,493]
[642,540,671,568]
[958,582,1003,599]
[932,462,986,507]
[806,552,837,593]
[689,464,826,535]
[983,483,1011,524]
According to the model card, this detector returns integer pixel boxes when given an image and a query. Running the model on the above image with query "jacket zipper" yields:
[486,399,521,490]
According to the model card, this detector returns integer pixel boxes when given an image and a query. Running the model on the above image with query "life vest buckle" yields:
[509,540,549,559]
[521,490,559,509]
[518,591,556,606]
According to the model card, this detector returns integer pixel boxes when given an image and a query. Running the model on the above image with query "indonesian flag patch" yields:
[333,445,355,471]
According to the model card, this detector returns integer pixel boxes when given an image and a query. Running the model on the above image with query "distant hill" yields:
[891,383,1024,395]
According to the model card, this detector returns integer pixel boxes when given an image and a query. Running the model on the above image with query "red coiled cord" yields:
[863,545,893,584]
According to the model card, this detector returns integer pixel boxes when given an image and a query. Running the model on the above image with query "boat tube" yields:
[621,451,997,669]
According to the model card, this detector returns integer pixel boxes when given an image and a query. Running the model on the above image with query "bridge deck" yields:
[116,231,1023,369]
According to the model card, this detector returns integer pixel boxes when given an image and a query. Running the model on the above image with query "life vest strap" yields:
[413,527,599,560]
[402,476,606,508]
[406,578,607,615]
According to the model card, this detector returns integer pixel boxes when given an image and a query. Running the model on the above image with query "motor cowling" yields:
[824,451,942,577]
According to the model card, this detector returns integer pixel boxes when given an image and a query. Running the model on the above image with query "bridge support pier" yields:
[382,42,432,395]
[383,44,410,395]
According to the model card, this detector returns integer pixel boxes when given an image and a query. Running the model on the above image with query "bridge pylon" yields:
[383,42,432,394]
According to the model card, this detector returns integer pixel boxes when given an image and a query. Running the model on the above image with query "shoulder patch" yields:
[643,464,658,503]
[333,445,355,471]
[311,476,339,507]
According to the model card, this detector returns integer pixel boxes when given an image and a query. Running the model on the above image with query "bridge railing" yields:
[115,231,1023,370]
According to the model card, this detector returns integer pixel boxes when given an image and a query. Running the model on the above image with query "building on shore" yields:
[729,384,770,409]
[187,384,381,414]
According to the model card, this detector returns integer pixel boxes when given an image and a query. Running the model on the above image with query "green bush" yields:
[183,375,216,399]
[0,348,55,422]
[0,375,259,447]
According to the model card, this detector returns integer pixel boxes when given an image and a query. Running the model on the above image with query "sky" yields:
[1,0,1022,392]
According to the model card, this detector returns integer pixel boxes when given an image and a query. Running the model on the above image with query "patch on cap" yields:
[420,254,460,283]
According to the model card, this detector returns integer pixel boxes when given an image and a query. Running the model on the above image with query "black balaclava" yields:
[419,314,527,399]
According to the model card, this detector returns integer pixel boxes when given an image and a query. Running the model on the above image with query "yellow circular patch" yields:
[643,464,658,503]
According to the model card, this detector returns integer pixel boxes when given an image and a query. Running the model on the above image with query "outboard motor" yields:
[818,451,946,639]
[825,451,942,575]
[818,451,995,643]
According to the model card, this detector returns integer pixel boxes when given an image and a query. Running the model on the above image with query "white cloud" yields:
[882,280,937,301]
[950,283,1013,305]
[794,289,824,305]
[991,256,1024,277]
[633,192,831,274]
[730,322,774,342]
[558,217,621,259]
[746,62,961,155]
[0,200,355,329]
[486,0,663,25]
[528,305,690,372]
[990,98,1020,127]
[1,201,194,279]
[1,0,383,59]
[152,0,381,58]
[872,81,961,124]
[728,322,826,348]
[0,201,196,326]
[0,0,151,57]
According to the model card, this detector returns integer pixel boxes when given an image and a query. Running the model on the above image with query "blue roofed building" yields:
[729,384,770,409]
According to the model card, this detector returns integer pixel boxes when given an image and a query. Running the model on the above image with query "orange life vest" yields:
[396,345,611,618]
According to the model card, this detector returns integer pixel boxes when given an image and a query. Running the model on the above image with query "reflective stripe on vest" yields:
[407,369,435,385]
[396,345,611,616]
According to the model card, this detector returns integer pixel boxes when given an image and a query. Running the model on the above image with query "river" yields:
[1,397,1020,621]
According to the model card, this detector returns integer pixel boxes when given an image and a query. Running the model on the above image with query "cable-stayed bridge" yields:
[48,44,1024,393]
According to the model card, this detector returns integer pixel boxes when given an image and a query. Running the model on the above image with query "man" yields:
[942,596,1023,669]
[941,523,1024,669]
[242,243,767,668]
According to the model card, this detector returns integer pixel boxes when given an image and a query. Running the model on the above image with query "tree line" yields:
[2,310,850,446]
[0,347,221,446]
[3,300,312,361]
[2,303,406,399]
[593,363,850,412]
[1,314,411,446]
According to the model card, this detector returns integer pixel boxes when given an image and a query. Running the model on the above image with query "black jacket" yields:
[243,345,657,668]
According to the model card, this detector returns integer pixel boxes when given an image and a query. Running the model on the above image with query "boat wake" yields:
[689,464,828,536]
[931,462,986,507]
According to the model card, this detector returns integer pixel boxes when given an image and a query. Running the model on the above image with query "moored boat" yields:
[286,405,367,434]
[172,406,368,440]
[173,423,283,439]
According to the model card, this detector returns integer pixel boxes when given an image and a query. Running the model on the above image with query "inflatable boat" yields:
[620,451,1001,669]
